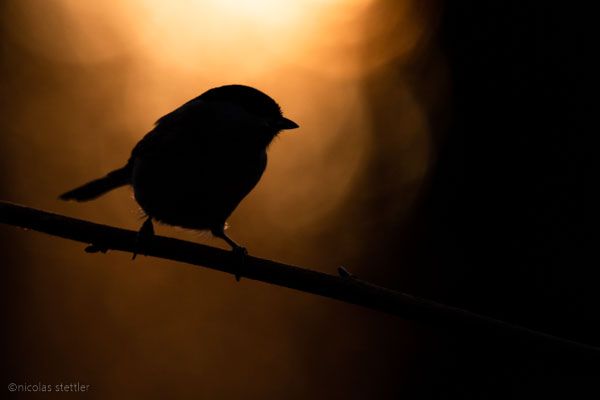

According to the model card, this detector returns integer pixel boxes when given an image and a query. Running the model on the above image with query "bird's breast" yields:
[131,145,267,229]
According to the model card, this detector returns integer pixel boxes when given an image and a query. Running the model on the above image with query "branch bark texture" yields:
[1,200,598,359]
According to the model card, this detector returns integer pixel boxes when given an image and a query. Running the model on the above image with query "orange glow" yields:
[3,0,432,235]
[2,1,443,398]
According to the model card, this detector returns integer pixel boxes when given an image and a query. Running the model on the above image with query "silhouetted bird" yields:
[60,84,298,257]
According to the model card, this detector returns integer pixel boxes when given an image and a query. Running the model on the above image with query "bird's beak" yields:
[276,117,299,130]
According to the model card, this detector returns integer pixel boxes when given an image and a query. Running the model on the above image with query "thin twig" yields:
[1,200,599,359]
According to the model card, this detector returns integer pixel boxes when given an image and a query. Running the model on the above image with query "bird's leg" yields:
[132,217,154,260]
[211,227,247,281]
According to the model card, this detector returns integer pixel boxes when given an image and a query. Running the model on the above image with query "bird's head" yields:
[200,84,299,134]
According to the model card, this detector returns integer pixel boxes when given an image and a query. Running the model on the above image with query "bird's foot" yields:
[231,245,248,282]
[132,217,154,260]
[210,227,247,281]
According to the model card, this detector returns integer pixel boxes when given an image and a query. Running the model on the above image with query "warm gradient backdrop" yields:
[4,1,597,399]
[1,1,443,399]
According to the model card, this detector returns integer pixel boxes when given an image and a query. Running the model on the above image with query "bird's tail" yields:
[59,165,131,201]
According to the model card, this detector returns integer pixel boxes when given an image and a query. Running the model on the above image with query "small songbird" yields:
[60,84,299,256]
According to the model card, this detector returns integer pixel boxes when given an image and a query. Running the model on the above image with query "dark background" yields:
[2,1,598,399]
[405,2,598,398]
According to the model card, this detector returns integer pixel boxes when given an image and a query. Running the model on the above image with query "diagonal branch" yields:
[1,200,599,359]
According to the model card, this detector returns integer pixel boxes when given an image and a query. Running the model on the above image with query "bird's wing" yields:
[153,96,206,127]
[154,96,268,132]
[129,97,206,160]
[129,98,267,161]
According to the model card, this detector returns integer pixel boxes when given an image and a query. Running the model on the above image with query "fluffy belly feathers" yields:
[131,150,267,230]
